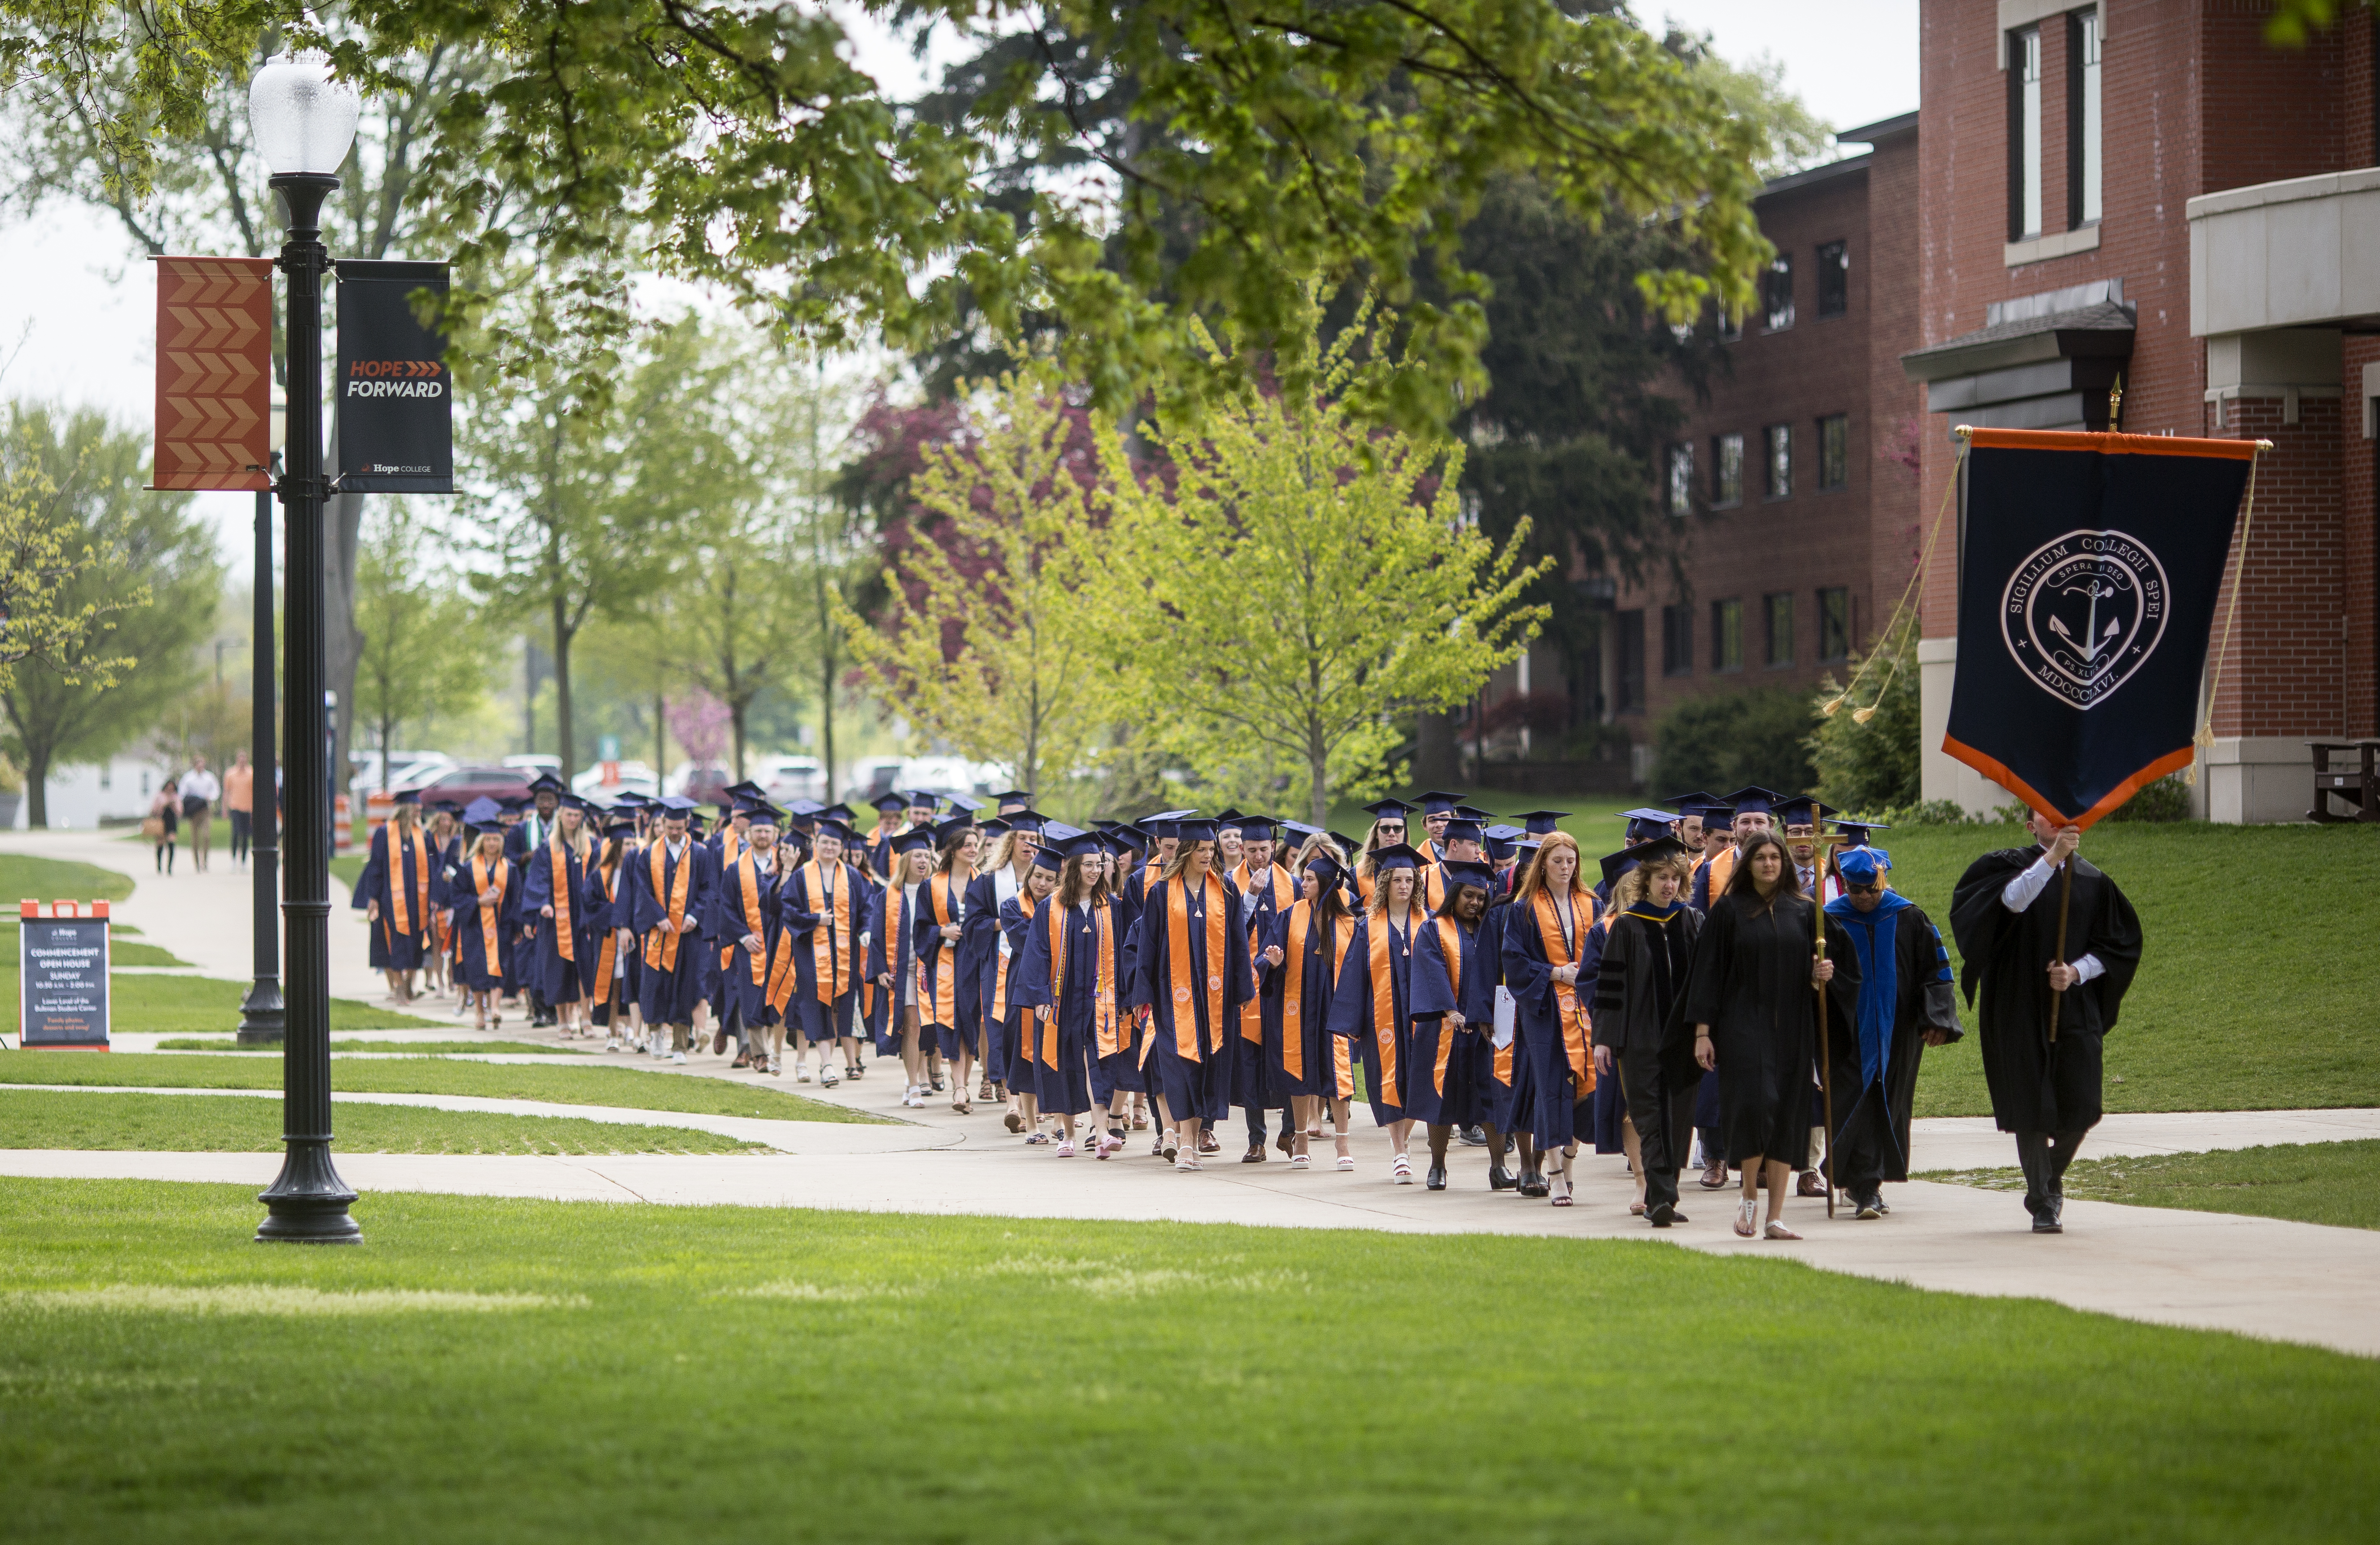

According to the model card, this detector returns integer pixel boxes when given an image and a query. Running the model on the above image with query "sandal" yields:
[1289,1153,1310,1170]
[1160,1130,1181,1162]
[1765,1219,1803,1241]
[1391,1154,1413,1185]
[1735,1201,1759,1238]
[1025,1132,1051,1145]
[1130,1112,1150,1131]
[1628,1201,1646,1216]
[1005,1110,1023,1133]
[953,1100,972,1115]
[1055,1139,1076,1158]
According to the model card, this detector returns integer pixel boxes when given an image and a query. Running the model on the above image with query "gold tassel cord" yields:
[1830,428,1969,720]
[2186,439,2271,788]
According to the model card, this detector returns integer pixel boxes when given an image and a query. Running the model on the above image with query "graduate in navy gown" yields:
[1227,816,1298,1163]
[521,793,596,1038]
[1502,831,1601,1206]
[1081,832,1148,1138]
[1327,842,1427,1184]
[913,818,978,1107]
[353,789,437,1004]
[584,816,640,1050]
[1408,858,1501,1192]
[1125,819,1253,1170]
[1012,832,1128,1155]
[1258,849,1359,1171]
[627,795,717,1062]
[449,819,520,1028]
[774,815,873,1086]
[963,814,1041,1106]
[994,845,1058,1141]
[707,803,790,1073]
[868,827,940,1105]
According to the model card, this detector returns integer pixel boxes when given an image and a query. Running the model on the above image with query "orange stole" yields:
[386,824,430,943]
[919,875,962,1027]
[1366,908,1423,1104]
[470,852,509,975]
[991,890,1037,1021]
[1531,888,1597,1092]
[1705,846,1735,900]
[591,863,620,1003]
[1234,863,1294,1044]
[1427,916,1467,1094]
[804,860,853,1005]
[642,843,693,973]
[546,831,576,963]
[1163,873,1230,1060]
[1043,901,1120,1062]
[1278,899,1354,1086]
[727,851,770,985]
[882,881,906,1012]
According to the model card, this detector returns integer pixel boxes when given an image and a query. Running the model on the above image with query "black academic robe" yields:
[1822,895,1960,1187]
[1593,902,1704,1188]
[1949,848,2142,1135]
[1678,891,1856,1168]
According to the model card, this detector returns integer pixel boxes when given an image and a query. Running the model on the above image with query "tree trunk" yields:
[1308,724,1329,828]
[730,699,747,784]
[26,745,50,828]
[1413,710,1459,787]
[552,594,576,783]
[819,636,837,804]
[654,692,667,781]
[378,710,397,793]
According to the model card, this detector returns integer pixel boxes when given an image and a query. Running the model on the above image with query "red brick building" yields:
[1538,112,1929,765]
[1906,0,2380,822]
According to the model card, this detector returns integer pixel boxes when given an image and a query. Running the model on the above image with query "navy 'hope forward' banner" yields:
[1945,428,2256,828]
[334,259,452,493]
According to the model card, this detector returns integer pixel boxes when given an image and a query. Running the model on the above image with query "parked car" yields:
[502,754,562,776]
[572,759,661,800]
[755,755,825,808]
[664,761,732,807]
[349,748,452,796]
[394,762,535,806]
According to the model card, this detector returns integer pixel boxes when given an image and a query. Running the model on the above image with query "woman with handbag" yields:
[147,779,180,874]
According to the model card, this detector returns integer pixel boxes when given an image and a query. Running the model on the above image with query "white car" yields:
[755,755,825,807]
[502,753,562,775]
[572,759,660,800]
[349,749,452,795]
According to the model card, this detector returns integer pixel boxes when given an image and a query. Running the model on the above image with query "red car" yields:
[394,763,536,807]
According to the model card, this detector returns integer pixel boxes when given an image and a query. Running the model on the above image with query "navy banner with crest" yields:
[1945,429,2256,828]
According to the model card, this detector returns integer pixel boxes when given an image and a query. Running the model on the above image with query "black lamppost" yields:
[237,432,285,1047]
[249,54,360,1243]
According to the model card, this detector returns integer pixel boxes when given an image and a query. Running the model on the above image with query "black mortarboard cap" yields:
[1721,785,1785,817]
[1513,810,1571,835]
[1370,842,1423,872]
[1414,791,1466,815]
[1361,799,1412,821]
[1442,859,1495,890]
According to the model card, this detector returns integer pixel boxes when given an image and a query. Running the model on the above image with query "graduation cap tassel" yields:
[2184,440,2271,790]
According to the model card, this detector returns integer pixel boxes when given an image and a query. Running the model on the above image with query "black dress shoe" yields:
[1518,1171,1550,1198]
[1488,1166,1517,1192]
[1647,1200,1676,1228]
[2033,1218,2064,1234]
[1425,1165,1447,1191]
[1458,1125,1487,1147]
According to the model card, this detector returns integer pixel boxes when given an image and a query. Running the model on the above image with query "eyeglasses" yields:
[1844,881,1885,895]
[1376,822,1405,835]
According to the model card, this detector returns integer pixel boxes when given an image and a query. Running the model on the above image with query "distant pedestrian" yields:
[149,779,180,874]
[179,755,221,872]
[223,750,255,867]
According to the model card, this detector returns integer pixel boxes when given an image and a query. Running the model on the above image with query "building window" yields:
[1764,424,1792,499]
[97,764,111,790]
[1661,604,1694,678]
[1716,305,1742,343]
[1764,255,1794,331]
[1616,609,1646,714]
[1711,598,1744,673]
[140,770,151,795]
[1712,432,1744,506]
[1765,592,1795,669]
[1818,414,1849,490]
[1664,443,1695,516]
[2069,9,2102,229]
[1818,587,1851,663]
[2009,26,2043,240]
[1817,241,1849,317]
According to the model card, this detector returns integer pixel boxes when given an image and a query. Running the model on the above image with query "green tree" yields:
[1651,686,1818,804]
[837,375,1115,806]
[1807,624,1922,815]
[352,501,490,788]
[0,404,218,826]
[1102,310,1551,823]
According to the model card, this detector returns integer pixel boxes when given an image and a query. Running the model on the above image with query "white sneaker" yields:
[796,1065,812,1083]
[669,1050,687,1064]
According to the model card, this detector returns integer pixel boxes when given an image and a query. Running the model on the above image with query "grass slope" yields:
[4,967,444,1034]
[154,1038,584,1055]
[1931,1139,2380,1232]
[0,1089,762,1155]
[0,1051,884,1124]
[1878,820,2380,1117]
[0,852,136,905]
[1,1179,2373,1544]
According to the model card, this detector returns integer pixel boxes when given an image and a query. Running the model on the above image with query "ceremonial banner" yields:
[149,256,274,491]
[334,260,453,493]
[1944,428,2256,828]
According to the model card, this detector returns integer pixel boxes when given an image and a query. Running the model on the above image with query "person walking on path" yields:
[1949,813,2142,1235]
[148,778,180,874]
[222,750,254,868]
[178,755,221,872]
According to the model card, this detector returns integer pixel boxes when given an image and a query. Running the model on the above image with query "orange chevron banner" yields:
[149,256,275,492]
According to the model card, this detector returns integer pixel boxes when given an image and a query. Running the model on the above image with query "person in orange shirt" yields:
[223,750,256,867]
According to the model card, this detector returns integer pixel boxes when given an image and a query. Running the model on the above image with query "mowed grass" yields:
[0,854,183,965]
[153,1038,584,1055]
[0,1051,886,1124]
[1932,1140,2380,1232]
[1,1179,2374,1545]
[4,965,444,1034]
[1879,819,2380,1117]
[0,1089,762,1155]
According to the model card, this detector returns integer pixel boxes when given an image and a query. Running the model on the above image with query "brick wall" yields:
[1867,132,1932,637]
[2203,395,2348,737]
[2345,334,2380,739]
[2200,3,2344,195]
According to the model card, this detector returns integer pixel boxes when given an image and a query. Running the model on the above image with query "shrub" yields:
[2103,773,2192,823]
[1806,627,1921,812]
[1653,686,1817,798]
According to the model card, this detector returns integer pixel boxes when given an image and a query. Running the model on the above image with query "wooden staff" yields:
[2047,850,2075,1045]
[1810,830,1849,1219]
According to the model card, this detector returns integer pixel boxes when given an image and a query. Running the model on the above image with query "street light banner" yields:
[334,259,453,493]
[148,256,275,492]
[1943,428,2257,830]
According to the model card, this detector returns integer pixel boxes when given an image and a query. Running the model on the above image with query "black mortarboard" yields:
[890,828,935,856]
[726,779,765,799]
[815,817,855,843]
[1441,817,1483,845]
[604,818,636,837]
[1513,810,1571,836]
[1361,798,1413,821]
[1237,814,1275,841]
[1005,807,1048,835]
[1776,795,1837,827]
[1660,790,1719,810]
[1304,851,1347,887]
[746,803,784,828]
[1370,842,1423,872]
[462,796,502,824]
[932,815,972,847]
[990,789,1032,807]
[392,788,422,806]
[1442,859,1495,891]
[945,792,985,814]
[658,795,697,814]
[1279,819,1323,843]
[467,819,504,836]
[1031,841,1067,872]
[1212,807,1244,828]
[900,788,941,810]
[980,817,1012,838]
[870,792,906,814]
[1173,818,1218,844]
[1415,791,1466,815]
[528,772,566,795]
[1834,817,1892,845]
[1327,830,1360,854]
[1721,785,1785,817]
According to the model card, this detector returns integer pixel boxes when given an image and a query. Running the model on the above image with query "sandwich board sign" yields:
[17,900,110,1049]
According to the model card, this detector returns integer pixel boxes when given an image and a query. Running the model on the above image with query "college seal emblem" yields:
[1999,529,2169,709]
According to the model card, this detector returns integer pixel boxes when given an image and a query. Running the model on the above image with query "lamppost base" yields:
[236,977,285,1044]
[255,1140,361,1243]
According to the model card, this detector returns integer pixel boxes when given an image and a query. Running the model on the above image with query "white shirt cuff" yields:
[2070,953,2103,984]
[2001,856,2055,912]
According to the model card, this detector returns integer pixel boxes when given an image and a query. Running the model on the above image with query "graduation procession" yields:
[340,772,2161,1242]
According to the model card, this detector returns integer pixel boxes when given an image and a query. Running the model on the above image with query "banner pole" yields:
[2047,857,2074,1044]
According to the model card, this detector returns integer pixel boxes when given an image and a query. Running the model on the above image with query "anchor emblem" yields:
[1999,530,2170,709]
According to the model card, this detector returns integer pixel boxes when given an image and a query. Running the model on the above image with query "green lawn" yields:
[330,853,365,891]
[154,1038,585,1055]
[1,1180,2373,1544]
[1879,820,2380,1117]
[0,1089,762,1155]
[4,966,444,1034]
[1930,1140,2380,1232]
[0,1051,885,1124]
[0,852,135,906]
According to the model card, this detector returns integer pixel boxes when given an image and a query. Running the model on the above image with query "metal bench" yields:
[2307,739,2380,823]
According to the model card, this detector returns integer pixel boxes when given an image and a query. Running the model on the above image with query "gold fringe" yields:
[2186,440,2270,788]
[1831,430,1969,721]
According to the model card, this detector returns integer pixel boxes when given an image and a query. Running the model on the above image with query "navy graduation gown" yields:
[520,832,593,1003]
[1327,910,1424,1127]
[1126,871,1254,1127]
[352,820,437,970]
[628,837,717,1024]
[1408,913,1495,1128]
